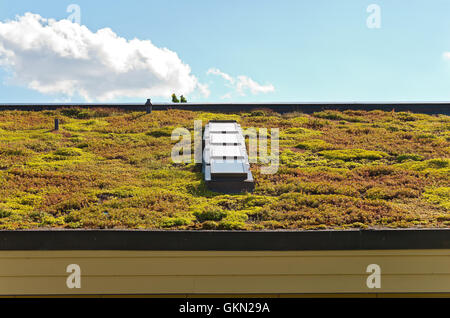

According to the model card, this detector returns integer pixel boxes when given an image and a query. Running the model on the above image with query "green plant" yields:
[396,153,424,162]
[318,149,388,161]
[296,139,334,152]
[0,209,12,218]
[193,208,227,222]
[171,93,180,103]
[423,187,450,210]
[146,127,174,137]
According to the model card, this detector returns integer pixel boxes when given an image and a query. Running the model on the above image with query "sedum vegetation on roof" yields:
[0,107,448,230]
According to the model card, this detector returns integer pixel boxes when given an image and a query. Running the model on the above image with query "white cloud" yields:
[196,82,210,98]
[220,92,232,99]
[235,75,275,95]
[206,67,274,97]
[0,13,208,101]
[443,52,450,60]
[207,68,235,84]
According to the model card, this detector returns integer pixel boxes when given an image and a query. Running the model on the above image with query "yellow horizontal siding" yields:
[1,256,449,276]
[0,249,448,295]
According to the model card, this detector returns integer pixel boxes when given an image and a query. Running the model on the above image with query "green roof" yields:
[0,107,448,230]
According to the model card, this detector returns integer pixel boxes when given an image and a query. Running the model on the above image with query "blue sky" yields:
[0,0,450,103]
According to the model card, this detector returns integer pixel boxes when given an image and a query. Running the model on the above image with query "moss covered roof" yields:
[0,107,448,230]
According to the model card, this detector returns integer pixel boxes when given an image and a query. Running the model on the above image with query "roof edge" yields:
[0,229,448,251]
[0,102,449,115]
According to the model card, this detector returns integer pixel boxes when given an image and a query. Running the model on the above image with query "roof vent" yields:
[203,120,254,193]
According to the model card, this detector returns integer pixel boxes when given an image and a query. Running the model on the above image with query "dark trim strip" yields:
[0,229,448,251]
[0,102,449,115]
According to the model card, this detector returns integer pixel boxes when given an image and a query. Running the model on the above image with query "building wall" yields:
[0,249,448,296]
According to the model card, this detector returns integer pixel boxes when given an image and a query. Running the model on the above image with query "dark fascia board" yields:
[0,102,449,115]
[0,229,448,251]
